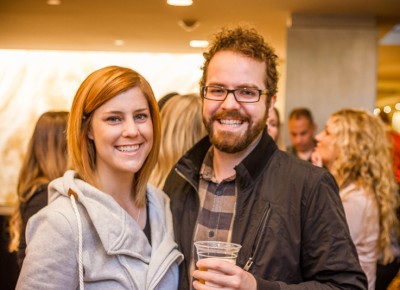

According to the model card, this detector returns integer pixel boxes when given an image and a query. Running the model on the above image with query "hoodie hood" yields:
[48,170,183,289]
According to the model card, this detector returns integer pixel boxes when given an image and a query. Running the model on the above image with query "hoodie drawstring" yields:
[68,188,85,290]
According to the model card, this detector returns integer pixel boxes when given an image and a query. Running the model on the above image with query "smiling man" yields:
[164,26,367,290]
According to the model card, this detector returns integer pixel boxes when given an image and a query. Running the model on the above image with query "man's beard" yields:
[204,110,267,153]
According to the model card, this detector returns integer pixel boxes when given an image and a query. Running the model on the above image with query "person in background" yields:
[16,66,183,289]
[164,25,367,290]
[287,107,316,161]
[8,111,69,268]
[149,93,207,189]
[311,108,399,290]
[158,91,179,111]
[379,111,400,186]
[376,110,400,290]
[267,106,285,149]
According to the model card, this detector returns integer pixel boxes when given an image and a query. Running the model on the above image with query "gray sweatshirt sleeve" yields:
[16,207,79,290]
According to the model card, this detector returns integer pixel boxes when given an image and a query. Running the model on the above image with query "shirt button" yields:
[208,231,215,238]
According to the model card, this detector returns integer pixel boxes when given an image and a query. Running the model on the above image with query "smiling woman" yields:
[16,66,183,290]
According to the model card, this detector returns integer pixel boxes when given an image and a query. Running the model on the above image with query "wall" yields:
[0,50,204,206]
[284,14,377,144]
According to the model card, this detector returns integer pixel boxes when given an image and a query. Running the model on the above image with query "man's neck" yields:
[297,149,313,161]
[212,133,262,182]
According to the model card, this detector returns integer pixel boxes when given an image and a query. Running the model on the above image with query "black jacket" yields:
[164,129,367,290]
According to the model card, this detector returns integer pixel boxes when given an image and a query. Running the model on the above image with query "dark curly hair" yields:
[200,25,279,104]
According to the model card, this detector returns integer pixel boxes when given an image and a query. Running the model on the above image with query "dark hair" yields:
[200,25,279,104]
[289,107,315,124]
[158,92,179,110]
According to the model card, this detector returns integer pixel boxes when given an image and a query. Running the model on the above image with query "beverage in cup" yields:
[194,241,242,287]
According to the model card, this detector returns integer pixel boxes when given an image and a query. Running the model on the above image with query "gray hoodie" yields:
[16,170,183,290]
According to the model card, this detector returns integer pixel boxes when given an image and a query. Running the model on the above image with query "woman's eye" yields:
[106,116,121,123]
[135,114,148,121]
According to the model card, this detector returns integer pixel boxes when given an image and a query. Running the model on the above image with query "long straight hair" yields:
[9,111,69,252]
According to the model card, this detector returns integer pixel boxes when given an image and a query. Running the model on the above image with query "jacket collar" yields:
[176,128,278,188]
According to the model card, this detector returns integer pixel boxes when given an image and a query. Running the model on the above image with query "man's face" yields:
[202,50,270,154]
[288,116,316,153]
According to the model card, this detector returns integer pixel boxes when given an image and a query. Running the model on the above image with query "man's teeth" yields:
[220,119,242,126]
[117,145,139,152]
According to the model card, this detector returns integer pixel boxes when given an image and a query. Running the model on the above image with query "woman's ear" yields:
[88,126,94,140]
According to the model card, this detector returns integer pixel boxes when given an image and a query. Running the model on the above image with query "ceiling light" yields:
[190,40,209,48]
[114,39,125,46]
[373,108,381,115]
[167,0,193,6]
[47,0,61,5]
[384,105,392,114]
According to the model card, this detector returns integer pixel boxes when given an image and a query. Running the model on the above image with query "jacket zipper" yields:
[174,167,200,289]
[243,202,271,272]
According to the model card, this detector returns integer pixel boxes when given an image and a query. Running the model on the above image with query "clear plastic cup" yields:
[194,241,242,287]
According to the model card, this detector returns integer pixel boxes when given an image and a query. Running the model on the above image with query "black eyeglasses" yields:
[201,86,268,103]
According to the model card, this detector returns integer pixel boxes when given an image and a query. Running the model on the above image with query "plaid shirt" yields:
[190,147,237,286]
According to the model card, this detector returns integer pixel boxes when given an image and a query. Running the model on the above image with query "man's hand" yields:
[192,259,257,290]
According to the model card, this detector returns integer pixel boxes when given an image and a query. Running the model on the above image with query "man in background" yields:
[287,107,316,161]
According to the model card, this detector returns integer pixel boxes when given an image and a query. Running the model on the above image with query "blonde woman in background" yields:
[149,93,207,189]
[8,111,69,268]
[311,108,399,290]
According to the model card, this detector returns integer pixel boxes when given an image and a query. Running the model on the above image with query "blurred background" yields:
[0,0,399,206]
[1,1,400,288]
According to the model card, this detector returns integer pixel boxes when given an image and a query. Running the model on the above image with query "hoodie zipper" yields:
[243,202,271,272]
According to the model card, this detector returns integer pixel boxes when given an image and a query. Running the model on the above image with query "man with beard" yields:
[163,26,367,290]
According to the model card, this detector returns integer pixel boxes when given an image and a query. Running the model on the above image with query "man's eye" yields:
[209,87,226,95]
[239,89,257,97]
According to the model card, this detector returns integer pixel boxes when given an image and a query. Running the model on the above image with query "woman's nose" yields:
[122,120,139,137]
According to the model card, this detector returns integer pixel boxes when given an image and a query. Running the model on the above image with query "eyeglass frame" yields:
[201,85,269,103]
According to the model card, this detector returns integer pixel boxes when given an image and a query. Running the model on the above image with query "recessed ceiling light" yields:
[114,39,125,46]
[47,0,61,5]
[373,108,381,115]
[384,105,392,113]
[190,40,209,48]
[167,0,193,6]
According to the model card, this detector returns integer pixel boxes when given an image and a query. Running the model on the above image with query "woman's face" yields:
[314,117,339,170]
[267,109,279,142]
[88,87,153,178]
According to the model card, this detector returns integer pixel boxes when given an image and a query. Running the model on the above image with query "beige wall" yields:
[0,50,203,205]
[284,14,378,145]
